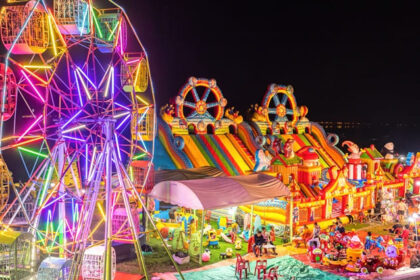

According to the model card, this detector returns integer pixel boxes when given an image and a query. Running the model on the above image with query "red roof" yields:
[296,146,319,160]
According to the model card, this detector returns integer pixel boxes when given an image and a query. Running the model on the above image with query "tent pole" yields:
[250,205,254,235]
[289,195,293,244]
[199,210,204,265]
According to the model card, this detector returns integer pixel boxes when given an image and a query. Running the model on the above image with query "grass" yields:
[117,225,249,275]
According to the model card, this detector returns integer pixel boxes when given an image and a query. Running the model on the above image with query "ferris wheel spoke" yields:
[273,95,280,106]
[268,108,277,114]
[286,109,294,115]
[184,101,196,108]
[281,94,288,105]
[202,88,211,102]
[207,102,218,108]
[191,87,200,102]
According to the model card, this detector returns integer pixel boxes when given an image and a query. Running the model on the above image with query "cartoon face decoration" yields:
[385,245,398,258]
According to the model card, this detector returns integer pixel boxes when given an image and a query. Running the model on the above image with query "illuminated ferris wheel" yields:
[0,0,162,278]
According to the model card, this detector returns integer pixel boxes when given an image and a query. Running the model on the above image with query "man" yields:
[253,230,265,257]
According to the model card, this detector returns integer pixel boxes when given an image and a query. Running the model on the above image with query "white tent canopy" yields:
[149,173,290,210]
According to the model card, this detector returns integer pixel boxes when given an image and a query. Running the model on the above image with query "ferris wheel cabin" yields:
[0,0,49,54]
[53,0,90,35]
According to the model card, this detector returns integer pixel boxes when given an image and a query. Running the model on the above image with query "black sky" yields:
[118,0,419,123]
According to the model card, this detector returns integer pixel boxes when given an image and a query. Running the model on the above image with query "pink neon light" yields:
[21,70,46,102]
[119,23,124,55]
[17,115,43,141]
[126,59,140,65]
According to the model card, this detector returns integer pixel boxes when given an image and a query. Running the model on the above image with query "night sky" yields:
[118,0,419,123]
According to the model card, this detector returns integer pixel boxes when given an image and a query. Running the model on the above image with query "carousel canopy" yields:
[150,173,290,210]
[154,166,226,184]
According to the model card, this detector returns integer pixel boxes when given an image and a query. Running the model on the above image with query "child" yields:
[365,232,373,252]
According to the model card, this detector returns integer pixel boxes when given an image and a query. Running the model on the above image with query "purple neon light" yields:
[76,67,97,89]
[115,102,130,111]
[62,110,82,129]
[116,114,130,130]
[85,144,88,180]
[114,132,122,160]
[63,135,84,142]
[74,70,83,106]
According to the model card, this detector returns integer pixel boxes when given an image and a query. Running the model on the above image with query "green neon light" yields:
[107,22,119,41]
[49,220,64,253]
[133,153,146,160]
[91,7,103,38]
[18,147,48,158]
[39,166,53,206]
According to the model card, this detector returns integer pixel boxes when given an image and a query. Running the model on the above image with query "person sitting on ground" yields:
[344,204,354,224]
[307,222,321,248]
[335,217,342,224]
[253,230,265,257]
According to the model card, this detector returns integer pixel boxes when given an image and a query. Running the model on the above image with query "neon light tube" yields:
[85,144,88,180]
[39,166,53,206]
[103,69,112,98]
[133,153,146,160]
[111,66,115,97]
[114,132,122,160]
[114,111,130,119]
[48,15,57,56]
[136,95,149,105]
[43,193,66,209]
[80,5,89,36]
[75,70,92,100]
[88,146,97,179]
[21,70,45,102]
[62,124,86,134]
[91,7,103,38]
[115,102,130,111]
[107,22,119,41]
[76,67,97,90]
[116,114,130,130]
[62,135,84,142]
[17,115,43,141]
[62,110,82,129]
[17,147,48,158]
[74,70,83,106]
[23,65,52,69]
[10,137,43,148]
[126,59,140,65]
[129,166,134,181]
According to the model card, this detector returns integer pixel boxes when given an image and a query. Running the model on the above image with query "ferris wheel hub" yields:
[196,100,207,115]
[276,104,287,117]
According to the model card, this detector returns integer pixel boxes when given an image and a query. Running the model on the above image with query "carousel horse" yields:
[370,236,385,252]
